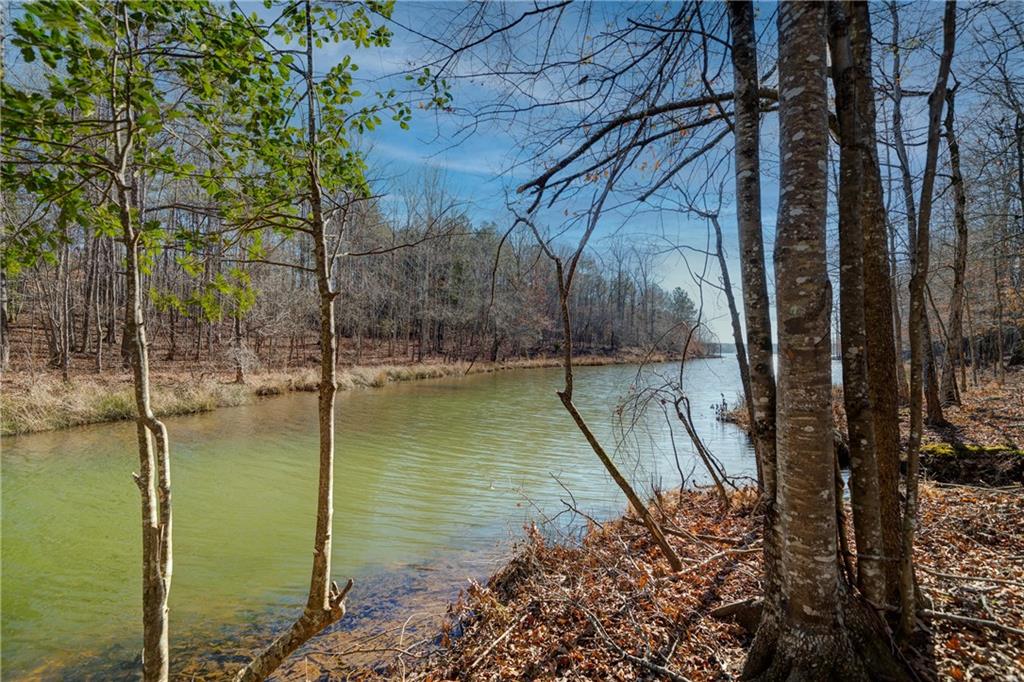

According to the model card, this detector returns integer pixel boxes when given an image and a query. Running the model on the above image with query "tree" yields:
[941,83,968,405]
[726,0,776,497]
[829,0,886,606]
[744,4,904,678]
[848,0,905,606]
[210,2,425,677]
[901,0,957,641]
[3,3,255,677]
[886,1,946,427]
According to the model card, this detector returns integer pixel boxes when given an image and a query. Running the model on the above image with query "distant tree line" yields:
[1,188,699,375]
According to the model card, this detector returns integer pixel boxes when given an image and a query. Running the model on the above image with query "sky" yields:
[341,1,768,340]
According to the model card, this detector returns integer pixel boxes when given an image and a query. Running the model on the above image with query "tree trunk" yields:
[829,3,885,605]
[744,5,903,678]
[234,315,245,384]
[727,0,776,495]
[940,85,967,408]
[848,0,904,606]
[923,315,946,425]
[901,0,956,641]
[1,268,10,371]
[727,3,783,633]
[710,212,757,485]
[119,184,172,682]
[890,0,945,430]
[551,258,683,572]
[233,4,351,678]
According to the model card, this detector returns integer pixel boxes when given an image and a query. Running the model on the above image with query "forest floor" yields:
[0,348,673,436]
[218,371,1023,682]
[722,369,1024,486]
[256,484,1022,682]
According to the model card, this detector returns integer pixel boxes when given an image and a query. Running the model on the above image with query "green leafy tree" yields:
[3,3,264,678]
[198,2,434,678]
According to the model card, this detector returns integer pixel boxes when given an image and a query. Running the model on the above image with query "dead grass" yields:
[0,374,251,435]
[0,353,674,436]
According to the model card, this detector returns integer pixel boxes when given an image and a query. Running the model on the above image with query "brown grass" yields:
[0,352,675,436]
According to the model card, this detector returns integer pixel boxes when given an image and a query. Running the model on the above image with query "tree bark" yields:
[940,85,967,406]
[829,2,886,605]
[901,0,956,641]
[849,0,904,606]
[746,4,844,673]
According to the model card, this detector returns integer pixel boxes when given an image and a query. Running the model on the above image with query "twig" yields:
[467,609,531,671]
[918,565,1024,589]
[921,609,1024,637]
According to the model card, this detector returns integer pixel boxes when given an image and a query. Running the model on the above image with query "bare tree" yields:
[828,1,885,606]
[901,0,957,642]
[941,83,968,405]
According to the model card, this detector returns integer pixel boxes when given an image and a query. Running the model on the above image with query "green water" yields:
[1,360,755,678]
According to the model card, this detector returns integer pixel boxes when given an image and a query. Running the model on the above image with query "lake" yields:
[1,358,763,679]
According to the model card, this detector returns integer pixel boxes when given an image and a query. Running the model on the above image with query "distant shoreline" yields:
[1,351,694,437]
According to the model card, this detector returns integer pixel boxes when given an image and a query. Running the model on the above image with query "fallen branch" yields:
[921,609,1024,637]
[665,545,762,579]
[918,565,1024,589]
[468,609,531,671]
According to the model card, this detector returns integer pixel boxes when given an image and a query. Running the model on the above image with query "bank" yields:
[0,351,677,436]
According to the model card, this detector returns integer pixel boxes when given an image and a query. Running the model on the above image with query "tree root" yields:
[743,599,912,682]
[233,579,353,682]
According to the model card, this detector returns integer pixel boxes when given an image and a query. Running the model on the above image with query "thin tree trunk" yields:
[901,0,956,641]
[726,5,783,642]
[829,3,885,605]
[964,290,979,387]
[81,230,96,353]
[233,4,352,677]
[551,258,683,572]
[923,315,945,425]
[119,186,172,682]
[234,314,245,384]
[940,84,968,409]
[1,268,10,371]
[890,0,945,429]
[727,0,776,494]
[850,0,904,606]
[709,212,757,486]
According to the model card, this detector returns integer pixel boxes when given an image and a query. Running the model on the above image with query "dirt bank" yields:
[1,351,673,436]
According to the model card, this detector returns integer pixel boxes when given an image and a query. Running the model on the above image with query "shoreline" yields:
[1,352,683,436]
[401,483,1023,681]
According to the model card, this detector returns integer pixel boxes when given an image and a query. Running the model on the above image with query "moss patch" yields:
[921,442,1024,458]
